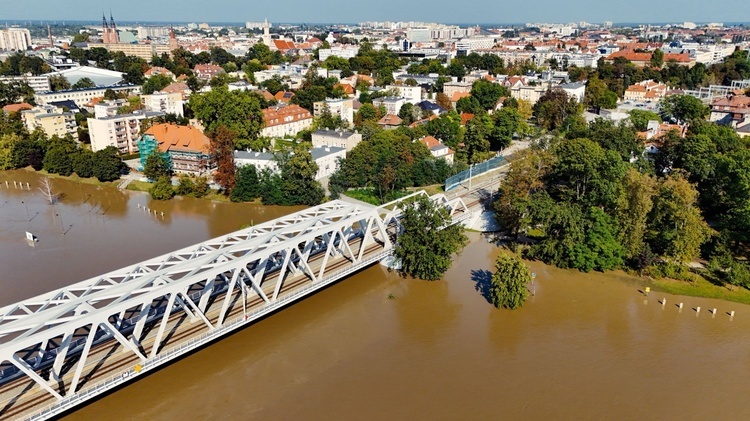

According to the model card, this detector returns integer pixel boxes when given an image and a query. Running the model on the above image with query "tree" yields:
[660,94,709,123]
[72,77,96,90]
[142,73,173,94]
[397,102,419,126]
[489,252,531,309]
[143,152,172,180]
[231,164,260,202]
[43,145,73,176]
[93,146,125,182]
[651,49,665,68]
[48,74,71,92]
[436,92,452,111]
[533,88,581,131]
[629,109,662,131]
[490,107,521,149]
[617,169,656,260]
[647,174,711,264]
[190,87,264,150]
[209,126,237,193]
[463,116,492,164]
[494,148,552,236]
[71,149,95,178]
[278,144,325,206]
[470,79,509,110]
[455,96,483,114]
[149,176,175,200]
[393,194,468,280]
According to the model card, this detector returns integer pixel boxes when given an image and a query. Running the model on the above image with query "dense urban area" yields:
[3,17,750,292]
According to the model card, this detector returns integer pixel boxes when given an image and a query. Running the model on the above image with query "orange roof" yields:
[262,104,312,127]
[334,83,354,95]
[145,123,211,154]
[3,103,32,113]
[377,114,402,126]
[274,91,295,103]
[273,39,296,51]
[419,135,441,148]
[452,92,471,102]
[460,112,475,125]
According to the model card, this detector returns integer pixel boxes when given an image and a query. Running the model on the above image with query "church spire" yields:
[102,13,108,30]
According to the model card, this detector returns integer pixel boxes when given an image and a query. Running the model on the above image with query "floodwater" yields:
[2,169,750,420]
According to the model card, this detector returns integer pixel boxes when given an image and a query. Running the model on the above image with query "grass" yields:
[31,169,119,187]
[345,188,413,206]
[126,180,152,192]
[650,275,750,306]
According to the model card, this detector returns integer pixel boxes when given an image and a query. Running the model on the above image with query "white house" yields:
[310,146,346,180]
[234,150,279,173]
[311,129,362,151]
[387,84,422,104]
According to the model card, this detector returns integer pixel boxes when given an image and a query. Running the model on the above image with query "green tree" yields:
[92,146,125,182]
[651,49,665,68]
[43,145,73,176]
[629,109,662,131]
[494,147,552,236]
[490,107,521,149]
[143,152,172,180]
[470,79,509,110]
[463,116,492,164]
[190,87,264,150]
[533,88,581,131]
[489,252,531,309]
[617,169,656,260]
[48,74,71,91]
[648,174,711,263]
[660,94,709,123]
[71,77,96,90]
[394,194,468,280]
[149,176,175,200]
[231,164,260,202]
[71,149,95,178]
[278,144,325,206]
[142,73,173,94]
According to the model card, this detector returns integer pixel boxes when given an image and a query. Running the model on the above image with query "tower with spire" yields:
[101,12,120,44]
[168,26,178,51]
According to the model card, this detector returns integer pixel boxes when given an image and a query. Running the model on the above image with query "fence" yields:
[444,155,507,191]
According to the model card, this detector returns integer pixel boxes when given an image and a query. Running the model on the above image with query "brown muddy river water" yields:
[1,170,749,420]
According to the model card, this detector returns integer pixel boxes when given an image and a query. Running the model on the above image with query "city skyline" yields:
[2,0,750,26]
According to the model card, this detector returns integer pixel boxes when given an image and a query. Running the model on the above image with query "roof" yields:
[274,91,295,102]
[145,123,211,154]
[53,65,125,87]
[273,39,296,51]
[234,150,276,161]
[419,135,442,148]
[313,129,359,139]
[377,114,402,126]
[460,112,475,125]
[310,146,346,160]
[3,103,33,113]
[451,92,471,102]
[262,104,312,128]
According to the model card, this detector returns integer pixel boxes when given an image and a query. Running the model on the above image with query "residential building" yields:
[0,75,51,93]
[310,146,346,180]
[234,150,278,173]
[311,129,362,151]
[260,104,313,138]
[442,81,472,98]
[0,28,32,51]
[710,94,750,126]
[104,43,172,62]
[377,114,402,129]
[623,80,668,102]
[144,67,175,79]
[21,105,77,138]
[194,64,225,81]
[372,96,406,116]
[606,49,692,67]
[419,135,454,164]
[511,85,547,104]
[141,91,184,116]
[637,120,688,141]
[558,81,587,103]
[35,85,140,107]
[2,103,32,114]
[139,123,214,175]
[388,84,422,104]
[88,105,161,153]
[313,98,354,126]
[318,46,360,61]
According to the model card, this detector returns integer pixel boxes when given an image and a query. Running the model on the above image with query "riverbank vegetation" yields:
[394,194,468,280]
[490,252,532,309]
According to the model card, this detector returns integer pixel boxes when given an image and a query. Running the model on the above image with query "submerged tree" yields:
[489,252,531,310]
[394,194,468,280]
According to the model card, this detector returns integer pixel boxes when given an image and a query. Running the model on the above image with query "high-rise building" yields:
[0,28,32,51]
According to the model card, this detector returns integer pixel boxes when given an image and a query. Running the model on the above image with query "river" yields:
[2,170,749,420]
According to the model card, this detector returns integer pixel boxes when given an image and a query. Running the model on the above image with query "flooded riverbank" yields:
[2,169,748,420]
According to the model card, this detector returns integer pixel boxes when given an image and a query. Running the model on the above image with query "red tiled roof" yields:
[145,123,211,154]
[377,114,402,126]
[262,104,312,127]
[3,103,32,113]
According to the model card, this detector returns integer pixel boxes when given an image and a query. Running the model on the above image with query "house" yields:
[372,96,406,116]
[606,49,692,67]
[194,64,224,81]
[636,120,688,156]
[139,123,214,175]
[442,81,472,98]
[311,129,362,151]
[234,150,278,173]
[21,105,77,138]
[141,91,184,116]
[623,80,668,102]
[416,100,444,116]
[310,146,346,180]
[313,98,354,126]
[377,114,402,129]
[274,91,295,103]
[34,85,141,107]
[2,103,33,114]
[144,67,175,79]
[418,135,454,164]
[387,84,422,104]
[451,92,471,109]
[710,94,750,126]
[558,81,587,103]
[160,82,191,100]
[260,104,313,138]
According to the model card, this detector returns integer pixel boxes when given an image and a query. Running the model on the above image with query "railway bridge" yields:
[0,191,470,420]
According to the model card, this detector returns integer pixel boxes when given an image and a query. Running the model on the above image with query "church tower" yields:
[168,26,179,51]
[102,12,120,44]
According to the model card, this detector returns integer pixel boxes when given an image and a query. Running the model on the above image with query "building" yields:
[35,85,140,107]
[0,28,32,51]
[2,103,32,114]
[318,46,360,61]
[52,66,125,88]
[88,102,161,153]
[623,80,669,102]
[21,105,77,138]
[313,98,354,126]
[144,67,175,79]
[194,64,225,81]
[372,96,406,116]
[606,49,692,67]
[442,81,472,99]
[0,75,50,93]
[418,135,454,164]
[387,84,422,104]
[139,123,214,175]
[311,129,362,151]
[260,104,313,138]
[141,91,184,116]
[558,81,587,103]
[377,114,402,129]
[310,146,346,180]
[104,43,172,62]
[710,94,750,126]
[234,150,278,173]
[101,14,120,44]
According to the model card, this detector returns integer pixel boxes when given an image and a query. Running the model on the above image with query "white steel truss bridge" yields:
[0,192,470,420]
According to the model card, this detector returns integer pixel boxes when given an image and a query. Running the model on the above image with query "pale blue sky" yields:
[2,0,749,24]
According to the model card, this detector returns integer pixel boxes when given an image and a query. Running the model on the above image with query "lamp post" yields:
[56,213,65,235]
[21,201,29,221]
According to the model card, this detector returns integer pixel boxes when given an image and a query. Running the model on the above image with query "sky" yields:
[2,0,750,25]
